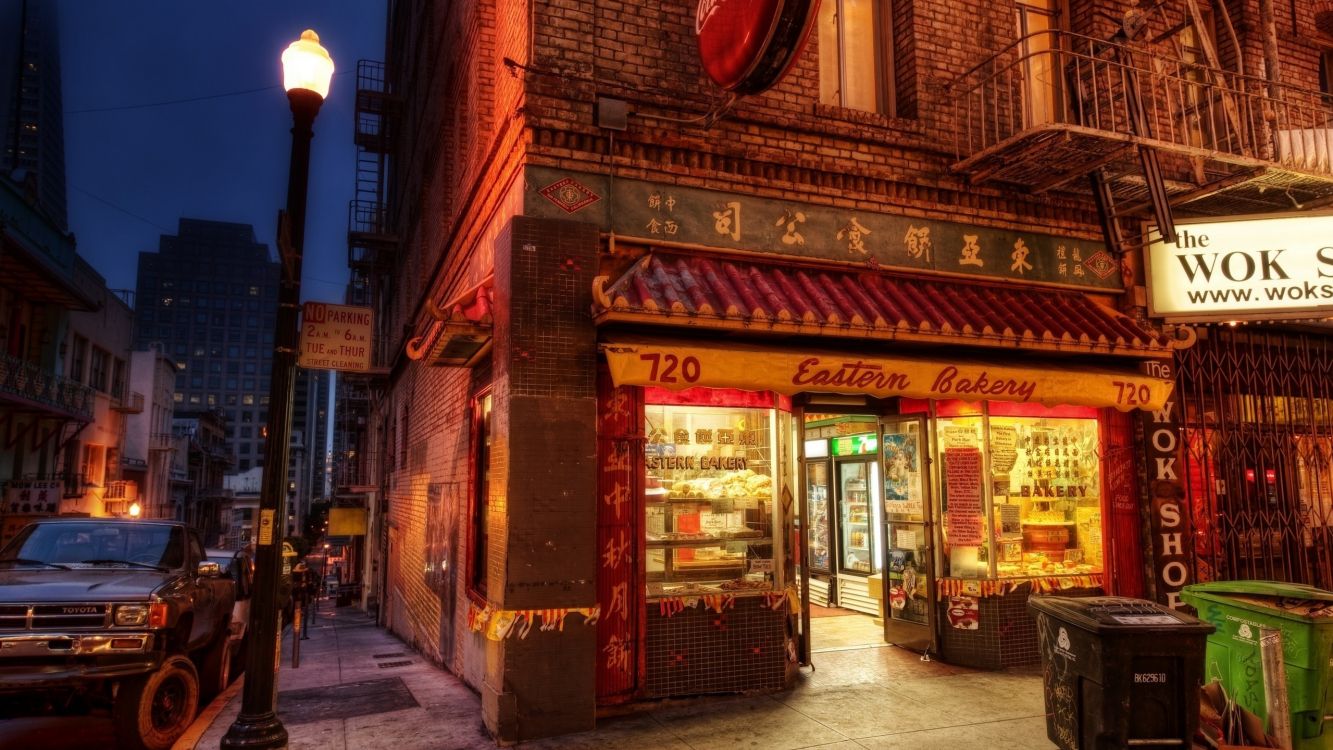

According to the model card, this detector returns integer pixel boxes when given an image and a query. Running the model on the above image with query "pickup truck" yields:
[0,517,235,750]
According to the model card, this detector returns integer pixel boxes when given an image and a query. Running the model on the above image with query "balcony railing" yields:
[149,432,175,451]
[0,351,94,420]
[104,480,138,501]
[113,391,144,413]
[947,30,1333,216]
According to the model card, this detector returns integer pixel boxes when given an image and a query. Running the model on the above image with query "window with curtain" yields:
[818,0,895,116]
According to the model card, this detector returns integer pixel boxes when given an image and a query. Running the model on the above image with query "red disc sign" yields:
[696,0,819,95]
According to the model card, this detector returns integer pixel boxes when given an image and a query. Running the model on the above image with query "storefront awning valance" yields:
[593,252,1169,357]
[604,339,1173,412]
[405,276,494,367]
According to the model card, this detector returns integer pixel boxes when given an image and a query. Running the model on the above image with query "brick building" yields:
[349,0,1333,742]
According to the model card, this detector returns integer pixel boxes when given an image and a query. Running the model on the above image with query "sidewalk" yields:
[187,602,1053,750]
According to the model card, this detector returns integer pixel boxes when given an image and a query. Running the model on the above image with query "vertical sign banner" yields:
[1140,363,1192,609]
[945,447,984,547]
[299,301,373,371]
[595,369,642,704]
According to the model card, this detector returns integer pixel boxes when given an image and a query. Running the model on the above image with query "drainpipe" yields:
[1260,0,1281,102]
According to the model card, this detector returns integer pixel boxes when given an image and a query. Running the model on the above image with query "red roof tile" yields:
[593,253,1167,355]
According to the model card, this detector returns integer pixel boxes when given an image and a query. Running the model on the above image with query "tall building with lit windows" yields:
[133,218,280,471]
[0,0,68,229]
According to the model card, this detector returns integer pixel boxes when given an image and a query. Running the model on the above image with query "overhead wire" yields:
[65,70,352,115]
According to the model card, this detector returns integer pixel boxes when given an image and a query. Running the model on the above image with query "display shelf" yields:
[646,537,772,548]
[651,496,771,504]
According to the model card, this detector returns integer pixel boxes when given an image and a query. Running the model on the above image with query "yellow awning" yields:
[605,340,1172,412]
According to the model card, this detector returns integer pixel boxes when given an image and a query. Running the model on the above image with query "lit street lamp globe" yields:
[281,29,334,99]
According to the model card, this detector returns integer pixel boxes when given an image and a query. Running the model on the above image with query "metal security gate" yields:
[1175,328,1333,591]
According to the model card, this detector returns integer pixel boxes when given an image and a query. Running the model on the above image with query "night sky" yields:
[59,1,386,303]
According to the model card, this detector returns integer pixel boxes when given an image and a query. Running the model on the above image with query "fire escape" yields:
[946,10,1333,251]
[338,59,396,498]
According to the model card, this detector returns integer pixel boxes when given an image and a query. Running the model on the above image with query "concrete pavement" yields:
[186,602,1056,750]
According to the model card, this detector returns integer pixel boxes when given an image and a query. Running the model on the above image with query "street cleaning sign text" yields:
[299,301,373,372]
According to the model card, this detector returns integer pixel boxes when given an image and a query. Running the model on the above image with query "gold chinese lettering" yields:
[1010,238,1033,275]
[959,234,983,267]
[837,217,871,256]
[713,201,742,241]
[603,531,630,569]
[604,482,629,520]
[904,225,932,262]
[774,209,806,246]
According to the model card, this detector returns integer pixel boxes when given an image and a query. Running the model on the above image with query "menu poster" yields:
[945,447,984,547]
[990,425,1019,473]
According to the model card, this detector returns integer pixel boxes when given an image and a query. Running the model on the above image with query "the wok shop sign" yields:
[1147,213,1333,322]
[695,0,818,95]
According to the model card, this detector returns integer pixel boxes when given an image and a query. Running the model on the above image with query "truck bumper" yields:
[0,632,160,691]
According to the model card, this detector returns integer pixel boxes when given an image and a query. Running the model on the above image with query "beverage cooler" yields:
[831,434,883,615]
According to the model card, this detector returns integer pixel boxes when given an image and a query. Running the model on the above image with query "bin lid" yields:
[1182,581,1333,620]
[1029,595,1215,634]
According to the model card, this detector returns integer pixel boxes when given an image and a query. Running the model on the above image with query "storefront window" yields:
[934,402,1103,579]
[644,402,776,597]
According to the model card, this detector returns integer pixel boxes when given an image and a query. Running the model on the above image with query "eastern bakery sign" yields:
[605,341,1173,412]
[695,0,817,95]
[1147,213,1333,321]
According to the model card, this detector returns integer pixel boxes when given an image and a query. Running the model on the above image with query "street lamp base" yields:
[221,710,289,750]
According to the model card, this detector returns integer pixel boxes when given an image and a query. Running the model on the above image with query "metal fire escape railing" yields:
[348,59,398,273]
[948,30,1333,223]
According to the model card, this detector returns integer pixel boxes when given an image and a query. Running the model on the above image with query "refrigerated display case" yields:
[836,459,883,576]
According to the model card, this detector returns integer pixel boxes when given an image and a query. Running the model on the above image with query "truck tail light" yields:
[148,602,169,629]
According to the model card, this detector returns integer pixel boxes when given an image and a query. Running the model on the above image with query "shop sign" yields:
[605,341,1173,412]
[527,166,1121,291]
[831,434,877,456]
[695,0,818,95]
[1141,395,1192,609]
[1146,214,1333,321]
[299,302,373,372]
[3,480,62,514]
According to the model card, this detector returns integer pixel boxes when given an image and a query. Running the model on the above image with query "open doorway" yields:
[803,413,890,652]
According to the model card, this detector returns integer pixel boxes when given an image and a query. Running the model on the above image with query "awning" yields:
[405,276,494,366]
[604,339,1173,412]
[593,252,1169,357]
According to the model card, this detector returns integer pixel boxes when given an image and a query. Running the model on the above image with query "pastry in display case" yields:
[644,403,777,597]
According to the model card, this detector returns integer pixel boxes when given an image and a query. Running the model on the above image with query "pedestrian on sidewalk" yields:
[293,561,314,639]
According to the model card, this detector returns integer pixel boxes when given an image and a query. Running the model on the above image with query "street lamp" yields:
[222,29,332,750]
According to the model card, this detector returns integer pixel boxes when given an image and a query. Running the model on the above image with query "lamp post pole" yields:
[223,30,331,750]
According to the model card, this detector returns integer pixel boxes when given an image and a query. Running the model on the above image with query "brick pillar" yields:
[483,215,600,742]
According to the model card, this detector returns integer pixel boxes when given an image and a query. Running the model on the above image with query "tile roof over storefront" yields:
[593,252,1169,356]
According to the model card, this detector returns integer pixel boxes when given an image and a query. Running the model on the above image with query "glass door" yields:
[806,458,833,574]
[880,415,937,653]
[837,460,875,575]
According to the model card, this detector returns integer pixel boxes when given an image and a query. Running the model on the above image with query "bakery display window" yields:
[644,401,776,598]
[930,401,1103,580]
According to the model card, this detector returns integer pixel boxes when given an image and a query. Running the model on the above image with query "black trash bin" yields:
[1028,596,1215,750]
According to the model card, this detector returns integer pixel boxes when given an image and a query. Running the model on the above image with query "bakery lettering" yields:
[646,456,748,471]
[791,358,911,390]
[931,366,1037,402]
[1017,484,1090,498]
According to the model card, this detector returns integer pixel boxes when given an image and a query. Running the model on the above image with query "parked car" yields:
[206,547,254,681]
[0,518,235,750]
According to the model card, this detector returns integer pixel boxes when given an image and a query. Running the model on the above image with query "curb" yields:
[172,674,245,750]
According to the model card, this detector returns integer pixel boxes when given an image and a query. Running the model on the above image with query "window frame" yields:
[467,390,494,599]
[818,0,897,117]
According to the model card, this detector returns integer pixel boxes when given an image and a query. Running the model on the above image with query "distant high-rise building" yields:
[0,0,67,229]
[133,218,280,470]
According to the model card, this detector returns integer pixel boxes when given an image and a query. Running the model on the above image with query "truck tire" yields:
[112,655,200,750]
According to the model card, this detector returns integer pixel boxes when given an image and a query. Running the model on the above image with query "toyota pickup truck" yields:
[0,517,235,750]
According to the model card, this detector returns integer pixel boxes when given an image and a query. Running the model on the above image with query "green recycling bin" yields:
[1182,581,1333,749]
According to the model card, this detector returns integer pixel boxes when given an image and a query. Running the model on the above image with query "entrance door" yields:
[879,415,937,654]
